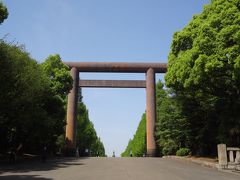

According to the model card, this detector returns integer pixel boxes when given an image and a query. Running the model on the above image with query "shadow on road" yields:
[0,175,53,180]
[0,157,86,175]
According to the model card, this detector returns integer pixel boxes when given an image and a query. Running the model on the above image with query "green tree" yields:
[122,80,189,157]
[76,101,106,157]
[91,137,106,157]
[0,3,98,157]
[0,1,8,24]
[0,40,55,153]
[156,95,190,155]
[41,54,72,99]
[121,113,146,157]
[165,0,240,155]
[121,139,133,157]
[0,39,73,155]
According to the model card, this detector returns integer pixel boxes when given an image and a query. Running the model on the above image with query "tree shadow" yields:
[0,157,86,174]
[0,175,52,180]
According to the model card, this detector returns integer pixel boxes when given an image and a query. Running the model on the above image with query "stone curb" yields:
[162,156,217,169]
[163,156,240,176]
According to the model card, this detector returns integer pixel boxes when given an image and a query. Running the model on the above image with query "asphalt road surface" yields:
[0,157,239,180]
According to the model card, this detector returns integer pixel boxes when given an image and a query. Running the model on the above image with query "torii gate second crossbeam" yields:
[64,62,167,157]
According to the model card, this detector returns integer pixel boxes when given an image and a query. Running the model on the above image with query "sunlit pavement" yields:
[0,157,239,180]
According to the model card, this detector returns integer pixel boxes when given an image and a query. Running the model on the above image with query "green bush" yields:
[162,140,178,156]
[176,148,191,156]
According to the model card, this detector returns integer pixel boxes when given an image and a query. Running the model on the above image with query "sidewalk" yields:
[163,156,218,169]
[163,156,240,175]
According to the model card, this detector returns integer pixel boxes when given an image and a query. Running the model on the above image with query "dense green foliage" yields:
[0,40,105,156]
[122,81,191,157]
[0,5,105,157]
[165,0,240,155]
[121,113,146,157]
[76,101,105,157]
[0,1,8,24]
[40,54,73,153]
[123,0,240,156]
[41,55,73,99]
[155,81,190,156]
[0,41,71,154]
[176,148,191,156]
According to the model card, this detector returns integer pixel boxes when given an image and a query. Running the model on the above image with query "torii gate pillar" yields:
[65,67,79,154]
[146,68,156,157]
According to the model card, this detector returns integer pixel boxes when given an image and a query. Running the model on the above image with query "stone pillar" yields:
[217,144,228,169]
[229,150,234,162]
[236,150,240,163]
[146,68,156,157]
[65,67,79,155]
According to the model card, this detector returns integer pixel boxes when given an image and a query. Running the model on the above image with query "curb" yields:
[162,156,217,169]
[163,156,240,176]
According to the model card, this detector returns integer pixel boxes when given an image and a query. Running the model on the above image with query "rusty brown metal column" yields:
[65,67,79,154]
[146,68,156,157]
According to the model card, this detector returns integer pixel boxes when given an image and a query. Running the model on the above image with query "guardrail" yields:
[217,144,240,170]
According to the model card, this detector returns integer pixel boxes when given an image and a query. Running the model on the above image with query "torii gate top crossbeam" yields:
[64,62,167,73]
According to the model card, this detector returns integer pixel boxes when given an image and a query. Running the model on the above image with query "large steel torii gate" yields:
[64,62,167,157]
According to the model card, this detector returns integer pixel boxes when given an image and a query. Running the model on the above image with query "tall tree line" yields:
[123,0,240,157]
[165,0,240,155]
[0,2,105,157]
[121,113,146,157]
[76,100,105,157]
[0,41,71,155]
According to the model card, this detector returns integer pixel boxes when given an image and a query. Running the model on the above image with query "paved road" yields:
[0,157,239,180]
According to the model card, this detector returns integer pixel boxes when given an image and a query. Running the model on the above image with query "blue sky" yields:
[1,0,210,156]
